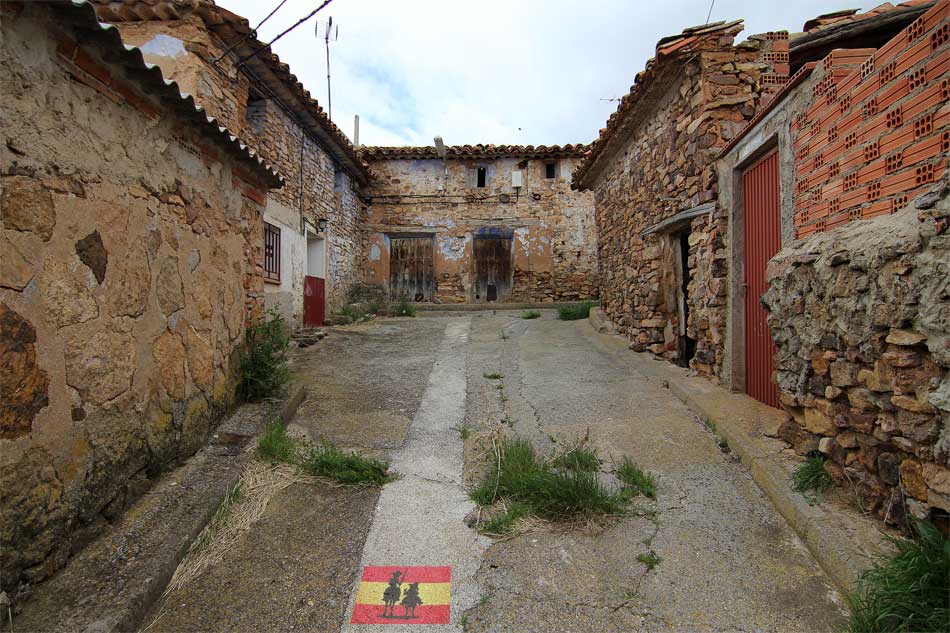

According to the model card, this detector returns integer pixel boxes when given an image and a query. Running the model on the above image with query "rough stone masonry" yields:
[763,181,950,524]
[573,21,789,380]
[360,145,598,304]
[0,1,279,598]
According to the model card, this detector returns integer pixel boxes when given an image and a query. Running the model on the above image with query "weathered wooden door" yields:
[303,275,325,327]
[742,149,781,408]
[389,236,434,302]
[473,238,512,303]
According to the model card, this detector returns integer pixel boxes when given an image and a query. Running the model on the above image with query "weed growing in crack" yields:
[501,416,514,427]
[471,436,629,520]
[495,384,504,390]
[552,446,601,472]
[483,372,504,380]
[521,310,541,319]
[300,443,391,485]
[453,425,472,440]
[617,457,657,499]
[637,551,662,571]
[479,596,490,607]
[848,520,949,633]
[558,300,595,321]
[792,456,833,501]
[256,420,296,464]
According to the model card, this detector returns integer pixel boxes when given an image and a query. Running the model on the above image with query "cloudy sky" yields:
[216,0,848,147]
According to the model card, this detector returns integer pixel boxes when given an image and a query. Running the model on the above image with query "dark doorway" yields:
[473,237,512,303]
[675,230,697,367]
[389,235,434,302]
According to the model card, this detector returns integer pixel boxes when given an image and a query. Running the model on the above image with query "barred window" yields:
[264,221,280,283]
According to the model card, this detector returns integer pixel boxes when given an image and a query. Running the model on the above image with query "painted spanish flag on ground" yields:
[350,566,451,625]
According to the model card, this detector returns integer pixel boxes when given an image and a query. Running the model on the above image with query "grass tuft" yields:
[479,501,532,535]
[848,520,949,633]
[552,446,600,473]
[453,425,472,440]
[792,456,834,498]
[558,300,595,321]
[393,296,417,317]
[471,436,628,520]
[300,443,391,485]
[256,420,296,464]
[617,457,657,499]
[521,310,542,319]
[483,372,504,380]
[637,551,662,571]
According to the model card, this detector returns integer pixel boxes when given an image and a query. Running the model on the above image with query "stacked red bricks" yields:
[792,0,949,238]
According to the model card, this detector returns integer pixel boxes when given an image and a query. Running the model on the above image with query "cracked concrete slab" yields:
[460,311,848,632]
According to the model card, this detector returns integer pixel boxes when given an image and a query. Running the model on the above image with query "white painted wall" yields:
[262,198,305,327]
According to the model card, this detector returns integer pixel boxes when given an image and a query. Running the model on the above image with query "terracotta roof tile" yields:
[91,0,371,185]
[572,19,744,190]
[49,0,281,188]
[359,144,589,161]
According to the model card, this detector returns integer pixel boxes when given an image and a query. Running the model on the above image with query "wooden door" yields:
[389,236,434,302]
[303,275,325,327]
[742,150,781,408]
[473,238,512,303]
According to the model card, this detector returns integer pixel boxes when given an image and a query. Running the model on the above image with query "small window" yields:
[476,166,487,188]
[263,221,280,283]
[245,87,266,133]
[334,168,345,191]
[544,162,557,179]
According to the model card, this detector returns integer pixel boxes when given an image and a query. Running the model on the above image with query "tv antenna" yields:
[315,17,339,121]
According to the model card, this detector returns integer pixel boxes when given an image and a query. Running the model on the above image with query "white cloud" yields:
[216,0,852,146]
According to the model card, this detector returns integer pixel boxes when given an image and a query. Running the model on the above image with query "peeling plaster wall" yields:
[0,5,267,595]
[108,17,365,317]
[362,157,597,303]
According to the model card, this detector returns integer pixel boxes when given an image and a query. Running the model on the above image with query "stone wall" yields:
[579,26,787,380]
[0,4,270,595]
[762,182,950,524]
[108,15,366,316]
[362,156,597,303]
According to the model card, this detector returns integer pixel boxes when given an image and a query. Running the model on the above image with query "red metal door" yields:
[304,276,325,327]
[742,150,781,409]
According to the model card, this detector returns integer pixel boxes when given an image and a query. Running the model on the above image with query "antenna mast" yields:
[315,18,339,121]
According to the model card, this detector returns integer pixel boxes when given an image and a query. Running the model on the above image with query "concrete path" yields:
[460,310,848,632]
[122,313,849,632]
[342,318,490,633]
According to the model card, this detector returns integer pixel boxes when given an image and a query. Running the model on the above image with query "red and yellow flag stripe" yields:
[350,566,451,625]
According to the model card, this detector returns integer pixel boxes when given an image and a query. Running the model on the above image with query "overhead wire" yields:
[213,0,289,63]
[236,0,336,68]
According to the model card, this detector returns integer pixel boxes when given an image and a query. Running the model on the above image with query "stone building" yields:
[0,0,281,595]
[360,145,597,304]
[93,0,372,326]
[718,0,949,523]
[572,21,791,380]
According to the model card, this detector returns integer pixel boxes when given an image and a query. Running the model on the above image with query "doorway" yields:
[674,229,697,367]
[473,237,512,303]
[389,235,434,302]
[741,149,781,408]
[304,233,326,327]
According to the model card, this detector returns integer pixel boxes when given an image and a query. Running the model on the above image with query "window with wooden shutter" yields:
[264,221,280,283]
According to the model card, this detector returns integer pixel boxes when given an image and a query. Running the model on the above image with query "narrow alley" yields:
[142,311,846,632]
